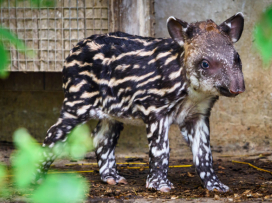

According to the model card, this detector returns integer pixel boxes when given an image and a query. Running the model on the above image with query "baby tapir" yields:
[36,12,245,192]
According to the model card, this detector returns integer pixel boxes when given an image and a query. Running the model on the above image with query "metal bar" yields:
[61,0,64,69]
[76,0,79,41]
[100,0,102,34]
[54,3,57,71]
[9,27,108,30]
[15,0,19,71]
[23,0,27,71]
[38,3,41,70]
[3,6,108,9]
[31,0,36,70]
[69,0,71,52]
[83,0,87,37]
[92,0,94,35]
[47,6,49,71]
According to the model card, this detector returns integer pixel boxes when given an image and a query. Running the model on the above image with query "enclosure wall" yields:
[1,0,272,155]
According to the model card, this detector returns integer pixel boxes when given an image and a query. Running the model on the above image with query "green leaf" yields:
[30,0,56,8]
[0,44,9,79]
[254,5,272,65]
[0,164,7,188]
[31,174,88,203]
[0,27,34,56]
[12,128,43,189]
[53,124,94,160]
[0,27,26,51]
[0,163,10,198]
[67,124,94,160]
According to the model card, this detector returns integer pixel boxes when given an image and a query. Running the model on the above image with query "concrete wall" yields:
[0,73,149,153]
[155,0,272,152]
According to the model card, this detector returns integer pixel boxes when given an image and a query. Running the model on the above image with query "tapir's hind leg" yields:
[92,119,127,185]
[35,102,92,183]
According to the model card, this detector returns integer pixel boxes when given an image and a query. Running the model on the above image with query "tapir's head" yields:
[167,13,245,97]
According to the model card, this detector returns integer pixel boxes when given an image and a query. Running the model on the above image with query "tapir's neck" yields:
[173,86,218,126]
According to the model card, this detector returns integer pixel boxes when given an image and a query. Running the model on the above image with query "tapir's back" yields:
[62,32,185,120]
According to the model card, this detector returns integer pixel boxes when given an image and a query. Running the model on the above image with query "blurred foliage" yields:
[0,0,56,7]
[54,124,94,160]
[0,0,56,78]
[25,0,56,7]
[12,128,43,189]
[0,163,10,197]
[254,5,272,66]
[0,27,32,78]
[0,125,92,202]
[32,174,88,203]
[0,164,6,188]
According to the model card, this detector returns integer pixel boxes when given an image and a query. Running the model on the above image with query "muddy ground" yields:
[1,142,272,202]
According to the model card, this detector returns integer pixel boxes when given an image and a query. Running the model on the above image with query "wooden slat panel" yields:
[0,72,63,91]
[108,0,155,37]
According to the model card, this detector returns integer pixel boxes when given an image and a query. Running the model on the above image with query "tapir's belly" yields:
[112,117,145,126]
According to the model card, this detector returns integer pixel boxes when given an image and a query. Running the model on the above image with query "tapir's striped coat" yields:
[36,13,245,192]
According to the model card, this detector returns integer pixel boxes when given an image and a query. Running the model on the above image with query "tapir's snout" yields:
[228,70,245,96]
[219,69,245,97]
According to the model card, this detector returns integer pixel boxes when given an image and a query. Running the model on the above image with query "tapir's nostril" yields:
[229,89,244,95]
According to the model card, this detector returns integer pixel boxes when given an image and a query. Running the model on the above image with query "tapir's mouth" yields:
[218,87,238,97]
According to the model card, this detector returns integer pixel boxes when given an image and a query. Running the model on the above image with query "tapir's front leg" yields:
[180,116,229,192]
[146,117,173,192]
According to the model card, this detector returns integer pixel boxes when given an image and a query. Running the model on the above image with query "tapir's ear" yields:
[219,12,244,43]
[167,16,188,46]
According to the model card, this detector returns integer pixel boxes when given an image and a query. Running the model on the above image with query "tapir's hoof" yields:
[118,177,128,184]
[106,178,116,185]
[160,186,171,193]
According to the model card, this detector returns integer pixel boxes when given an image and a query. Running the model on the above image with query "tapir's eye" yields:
[201,60,209,69]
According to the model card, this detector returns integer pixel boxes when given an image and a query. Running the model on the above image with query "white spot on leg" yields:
[152,147,164,157]
[162,158,168,165]
[101,149,109,159]
[200,172,205,179]
[93,121,109,147]
[156,135,161,143]
[201,133,207,143]
[196,156,199,166]
[151,122,158,133]
[97,147,103,154]
[56,130,63,139]
[159,119,163,135]
[199,148,203,156]
[203,124,209,135]
[205,153,209,161]
[62,137,68,142]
